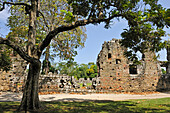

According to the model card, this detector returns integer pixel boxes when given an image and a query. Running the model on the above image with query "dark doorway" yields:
[108,53,111,60]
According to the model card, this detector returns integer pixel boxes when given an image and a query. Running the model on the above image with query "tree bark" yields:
[44,45,50,74]
[18,0,42,111]
[27,0,37,57]
[18,60,41,111]
[167,46,170,74]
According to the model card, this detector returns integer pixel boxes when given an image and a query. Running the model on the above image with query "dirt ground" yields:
[0,91,170,102]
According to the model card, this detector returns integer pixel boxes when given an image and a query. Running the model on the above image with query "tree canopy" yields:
[0,45,12,72]
[56,61,97,79]
[0,0,168,62]
[7,0,87,60]
[5,0,87,74]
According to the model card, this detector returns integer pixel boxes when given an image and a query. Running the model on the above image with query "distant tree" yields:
[86,64,98,79]
[0,45,12,72]
[87,62,95,67]
[161,68,166,74]
[56,61,78,76]
[56,62,98,79]
[41,59,56,74]
[57,62,88,79]
[75,64,88,79]
[7,0,87,74]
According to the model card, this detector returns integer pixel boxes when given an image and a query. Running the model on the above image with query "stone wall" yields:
[96,38,164,92]
[0,54,27,92]
[157,74,170,91]
[0,38,170,93]
[0,69,98,93]
[38,73,99,93]
[157,45,170,91]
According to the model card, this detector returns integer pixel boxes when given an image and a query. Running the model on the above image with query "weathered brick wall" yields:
[0,54,27,92]
[0,38,170,93]
[39,73,72,92]
[157,74,170,90]
[96,38,163,92]
[0,70,98,93]
[38,73,98,93]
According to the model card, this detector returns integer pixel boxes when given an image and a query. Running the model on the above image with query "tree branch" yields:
[0,2,30,11]
[0,37,38,64]
[88,3,96,20]
[39,14,122,52]
[38,11,49,29]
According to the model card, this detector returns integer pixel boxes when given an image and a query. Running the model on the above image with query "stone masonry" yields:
[0,38,170,93]
[96,38,163,92]
[0,54,27,92]
[38,73,98,93]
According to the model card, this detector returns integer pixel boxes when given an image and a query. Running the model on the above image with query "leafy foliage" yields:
[86,64,98,79]
[165,9,170,27]
[56,62,98,79]
[2,0,169,65]
[66,0,170,61]
[56,61,78,76]
[0,45,12,72]
[7,0,87,61]
[120,2,169,60]
[161,68,166,74]
[41,60,56,74]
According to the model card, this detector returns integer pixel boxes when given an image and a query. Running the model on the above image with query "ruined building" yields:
[0,38,27,92]
[96,38,165,92]
[0,53,27,91]
[0,38,170,93]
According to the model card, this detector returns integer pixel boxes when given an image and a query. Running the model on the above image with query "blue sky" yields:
[74,0,170,64]
[0,0,170,64]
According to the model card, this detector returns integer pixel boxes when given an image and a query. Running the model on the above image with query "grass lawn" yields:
[0,97,170,113]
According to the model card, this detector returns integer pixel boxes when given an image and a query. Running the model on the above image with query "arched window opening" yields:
[129,65,137,74]
[108,53,111,60]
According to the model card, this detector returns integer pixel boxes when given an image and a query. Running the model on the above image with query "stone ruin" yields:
[0,53,98,93]
[0,69,98,93]
[38,73,98,93]
[96,38,170,92]
[157,45,170,91]
[0,38,170,93]
[0,53,27,92]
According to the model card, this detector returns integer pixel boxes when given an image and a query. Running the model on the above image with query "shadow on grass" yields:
[0,98,170,113]
[39,98,170,113]
[40,100,134,113]
[0,101,20,113]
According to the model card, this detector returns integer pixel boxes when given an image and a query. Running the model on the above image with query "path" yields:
[0,92,170,102]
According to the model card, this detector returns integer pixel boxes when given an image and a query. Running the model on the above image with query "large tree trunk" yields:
[18,60,41,111]
[18,0,41,111]
[167,46,170,74]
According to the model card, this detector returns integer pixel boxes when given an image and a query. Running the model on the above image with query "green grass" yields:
[0,98,170,113]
